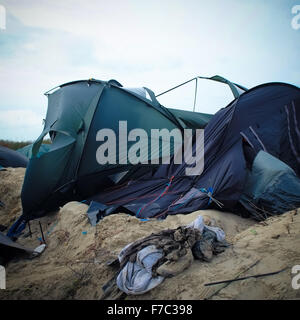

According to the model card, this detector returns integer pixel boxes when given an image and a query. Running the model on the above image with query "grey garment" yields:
[192,228,230,261]
[186,215,225,241]
[192,239,213,262]
[188,215,228,261]
[116,245,164,295]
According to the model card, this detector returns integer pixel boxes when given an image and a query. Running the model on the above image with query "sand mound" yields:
[0,167,25,227]
[0,168,299,300]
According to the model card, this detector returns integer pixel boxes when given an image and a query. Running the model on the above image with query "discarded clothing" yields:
[109,215,227,296]
[117,226,202,271]
[116,245,164,295]
[115,227,199,295]
[187,215,225,241]
[156,249,194,278]
[189,216,229,261]
[192,231,229,261]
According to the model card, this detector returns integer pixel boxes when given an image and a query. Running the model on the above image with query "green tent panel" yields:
[21,78,215,217]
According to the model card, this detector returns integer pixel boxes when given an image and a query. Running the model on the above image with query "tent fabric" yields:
[0,232,33,254]
[86,200,120,226]
[90,83,300,218]
[20,79,214,219]
[239,151,300,220]
[0,145,28,168]
[17,144,51,159]
[0,232,34,264]
[19,78,300,222]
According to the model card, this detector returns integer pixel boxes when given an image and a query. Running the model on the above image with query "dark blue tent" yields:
[0,145,28,168]
[90,82,300,220]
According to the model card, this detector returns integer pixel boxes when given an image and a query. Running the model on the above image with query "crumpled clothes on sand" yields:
[115,215,228,295]
[116,245,165,295]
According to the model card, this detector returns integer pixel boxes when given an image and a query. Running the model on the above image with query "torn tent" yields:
[17,143,51,159]
[0,232,34,264]
[89,83,300,219]
[239,151,300,220]
[20,78,216,219]
[19,78,300,222]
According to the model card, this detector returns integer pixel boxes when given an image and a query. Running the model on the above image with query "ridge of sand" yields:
[0,168,299,300]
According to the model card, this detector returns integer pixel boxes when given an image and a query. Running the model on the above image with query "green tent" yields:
[17,143,51,159]
[20,76,243,219]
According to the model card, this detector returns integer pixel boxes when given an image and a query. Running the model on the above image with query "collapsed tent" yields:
[88,82,300,221]
[12,76,300,228]
[239,151,300,220]
[17,143,51,159]
[0,145,28,169]
[20,77,227,219]
[0,232,34,264]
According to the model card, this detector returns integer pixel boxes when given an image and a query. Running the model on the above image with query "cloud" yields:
[0,109,42,127]
[0,109,44,140]
[0,0,299,140]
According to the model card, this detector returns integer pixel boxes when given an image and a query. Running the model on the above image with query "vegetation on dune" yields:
[0,139,51,150]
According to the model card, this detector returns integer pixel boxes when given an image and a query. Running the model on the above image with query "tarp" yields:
[0,232,34,264]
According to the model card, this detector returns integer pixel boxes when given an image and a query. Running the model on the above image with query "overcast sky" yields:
[0,0,299,141]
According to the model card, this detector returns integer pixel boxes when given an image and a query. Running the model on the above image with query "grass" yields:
[0,139,51,150]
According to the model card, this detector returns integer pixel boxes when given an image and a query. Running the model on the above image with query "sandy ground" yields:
[0,167,299,300]
[0,168,25,227]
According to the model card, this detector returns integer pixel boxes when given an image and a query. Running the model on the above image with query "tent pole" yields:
[39,221,46,244]
[193,78,198,112]
[28,221,32,238]
[155,77,197,97]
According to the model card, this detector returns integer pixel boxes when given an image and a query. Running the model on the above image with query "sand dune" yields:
[0,168,299,300]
